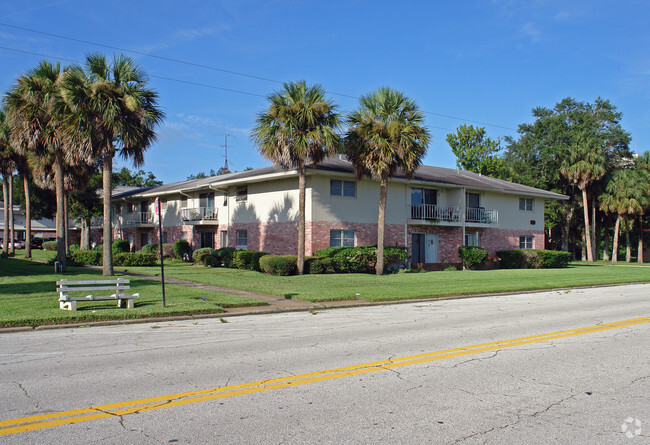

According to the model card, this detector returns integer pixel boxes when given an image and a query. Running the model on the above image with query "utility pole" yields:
[221,134,230,172]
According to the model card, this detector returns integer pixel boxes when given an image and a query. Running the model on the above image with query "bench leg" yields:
[60,300,76,311]
[118,299,134,309]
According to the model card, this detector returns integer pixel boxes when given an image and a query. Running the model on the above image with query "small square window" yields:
[519,236,534,249]
[330,230,355,247]
[519,198,534,212]
[465,233,480,247]
[236,230,248,248]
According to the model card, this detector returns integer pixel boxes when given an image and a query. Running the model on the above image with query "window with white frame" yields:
[330,179,356,198]
[519,197,534,212]
[236,230,248,248]
[236,186,248,202]
[330,230,355,247]
[465,233,480,247]
[519,235,534,249]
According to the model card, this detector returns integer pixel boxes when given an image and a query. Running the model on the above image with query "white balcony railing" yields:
[113,211,154,227]
[181,207,218,222]
[465,207,498,224]
[409,205,461,222]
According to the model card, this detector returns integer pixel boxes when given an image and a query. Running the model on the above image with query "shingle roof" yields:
[113,156,567,200]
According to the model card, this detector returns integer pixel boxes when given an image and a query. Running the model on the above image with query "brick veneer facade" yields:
[103,221,544,264]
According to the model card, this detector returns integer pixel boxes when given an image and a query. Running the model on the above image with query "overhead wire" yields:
[0,24,518,131]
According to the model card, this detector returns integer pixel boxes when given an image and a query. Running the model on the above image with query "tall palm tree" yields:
[251,81,339,274]
[61,54,164,276]
[0,108,13,256]
[4,61,73,269]
[345,87,430,275]
[636,152,650,262]
[599,169,645,263]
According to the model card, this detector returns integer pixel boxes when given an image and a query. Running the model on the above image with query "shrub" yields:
[305,256,335,274]
[43,241,57,251]
[202,255,219,267]
[192,247,214,262]
[458,246,489,270]
[213,247,237,267]
[94,244,103,252]
[497,249,571,269]
[232,250,268,271]
[173,239,191,258]
[329,245,409,274]
[69,249,102,266]
[112,240,131,253]
[69,244,80,252]
[313,246,353,258]
[195,251,213,265]
[162,243,176,259]
[114,252,158,266]
[141,243,157,254]
[259,254,297,276]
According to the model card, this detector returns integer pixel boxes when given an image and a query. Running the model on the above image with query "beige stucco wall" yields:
[228,177,301,224]
[478,192,544,231]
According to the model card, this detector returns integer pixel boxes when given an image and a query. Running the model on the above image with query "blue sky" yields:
[1,0,649,184]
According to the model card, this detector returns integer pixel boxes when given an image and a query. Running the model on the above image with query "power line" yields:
[0,33,517,131]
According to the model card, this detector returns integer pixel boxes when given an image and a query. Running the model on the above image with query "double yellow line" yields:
[2,316,649,436]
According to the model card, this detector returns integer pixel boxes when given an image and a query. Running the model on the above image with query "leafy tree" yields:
[112,167,161,187]
[446,124,503,177]
[345,87,430,275]
[61,54,164,276]
[252,80,340,274]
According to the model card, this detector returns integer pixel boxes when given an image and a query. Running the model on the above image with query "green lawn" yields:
[117,260,650,303]
[0,257,266,328]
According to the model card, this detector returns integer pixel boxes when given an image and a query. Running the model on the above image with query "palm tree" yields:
[0,108,14,256]
[599,169,645,263]
[635,152,650,262]
[251,81,339,274]
[4,61,73,269]
[61,54,164,276]
[345,87,430,275]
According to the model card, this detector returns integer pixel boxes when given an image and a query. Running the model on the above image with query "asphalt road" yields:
[1,284,649,444]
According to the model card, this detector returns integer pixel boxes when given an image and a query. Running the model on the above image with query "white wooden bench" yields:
[57,278,140,311]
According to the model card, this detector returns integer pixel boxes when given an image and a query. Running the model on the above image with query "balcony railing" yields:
[409,204,461,222]
[465,207,498,224]
[113,212,154,226]
[181,207,218,222]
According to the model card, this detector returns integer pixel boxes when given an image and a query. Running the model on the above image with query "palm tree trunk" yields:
[376,174,388,275]
[638,215,644,263]
[9,173,15,255]
[102,155,114,276]
[297,163,306,275]
[23,174,31,259]
[2,175,8,257]
[80,218,90,250]
[591,193,597,259]
[54,155,66,271]
[625,220,631,263]
[603,227,610,262]
[612,215,620,263]
[581,187,593,261]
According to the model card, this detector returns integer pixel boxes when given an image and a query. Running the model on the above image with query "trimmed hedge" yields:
[173,239,191,258]
[114,252,158,266]
[231,250,268,271]
[497,249,571,269]
[195,251,213,265]
[192,248,214,262]
[259,255,297,276]
[213,247,237,267]
[69,249,102,266]
[43,241,57,251]
[313,246,353,258]
[330,245,410,274]
[141,244,157,255]
[202,255,219,267]
[94,244,103,252]
[305,256,335,274]
[458,246,489,270]
[112,240,130,253]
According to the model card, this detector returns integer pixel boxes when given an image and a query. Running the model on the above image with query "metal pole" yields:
[156,197,166,307]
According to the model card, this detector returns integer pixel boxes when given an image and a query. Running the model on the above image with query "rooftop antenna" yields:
[221,134,230,171]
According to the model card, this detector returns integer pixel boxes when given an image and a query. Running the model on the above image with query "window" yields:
[200,231,214,249]
[126,203,134,213]
[115,204,122,214]
[160,199,167,211]
[181,196,188,208]
[465,233,480,247]
[236,230,247,248]
[236,186,247,202]
[466,192,480,208]
[161,231,168,244]
[221,230,228,248]
[519,236,534,249]
[330,180,356,197]
[330,230,355,247]
[519,198,534,212]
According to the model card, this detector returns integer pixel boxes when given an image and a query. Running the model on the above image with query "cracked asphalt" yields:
[0,283,648,444]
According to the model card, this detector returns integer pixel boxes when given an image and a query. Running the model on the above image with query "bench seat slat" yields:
[59,286,129,292]
[56,279,129,286]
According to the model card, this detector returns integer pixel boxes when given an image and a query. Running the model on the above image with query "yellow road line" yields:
[1,316,648,436]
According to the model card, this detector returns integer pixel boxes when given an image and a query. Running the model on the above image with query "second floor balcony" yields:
[408,204,498,225]
[113,211,154,227]
[181,207,218,224]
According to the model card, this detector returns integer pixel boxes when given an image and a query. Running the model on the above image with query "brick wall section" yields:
[407,225,463,262]
[477,228,545,256]
[309,221,407,255]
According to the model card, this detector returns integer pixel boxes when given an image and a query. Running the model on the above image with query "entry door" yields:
[425,234,438,263]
